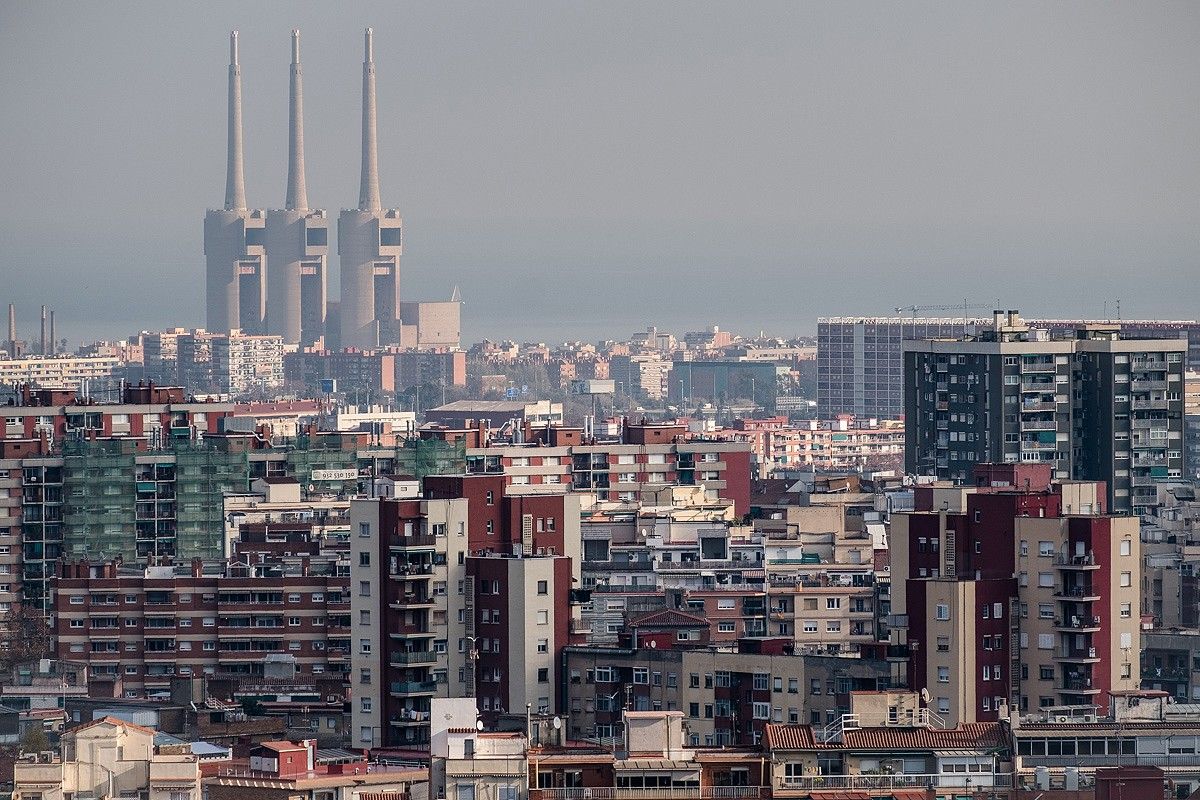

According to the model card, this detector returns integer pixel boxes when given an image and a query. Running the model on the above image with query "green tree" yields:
[20,725,50,754]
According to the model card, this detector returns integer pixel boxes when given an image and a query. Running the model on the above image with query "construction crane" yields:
[894,301,998,321]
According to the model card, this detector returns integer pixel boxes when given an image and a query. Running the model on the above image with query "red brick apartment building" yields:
[54,525,351,698]
[891,464,1141,726]
[350,480,583,750]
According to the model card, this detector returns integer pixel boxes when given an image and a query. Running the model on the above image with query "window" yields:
[360,639,372,655]
[537,638,548,654]
[289,616,301,627]
[537,668,549,683]
[359,522,371,538]
[938,666,950,683]
[803,620,818,633]
[937,697,951,714]
[536,610,549,625]
[359,552,371,567]
[1039,666,1054,680]
[360,697,372,712]
[1120,602,1132,618]
[826,597,841,610]
[361,668,372,685]
[360,610,371,625]
[1038,572,1054,588]
[379,227,402,247]
[360,581,371,596]
[633,667,649,684]
[718,598,736,610]
[1120,572,1132,587]
[752,702,770,720]
[1039,603,1054,619]
[936,604,950,621]
[1120,539,1132,556]
[717,621,736,633]
[537,580,548,595]
[1038,634,1054,650]
[1039,541,1054,557]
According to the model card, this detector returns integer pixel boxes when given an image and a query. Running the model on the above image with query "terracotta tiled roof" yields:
[627,608,710,628]
[70,716,158,737]
[765,722,1006,752]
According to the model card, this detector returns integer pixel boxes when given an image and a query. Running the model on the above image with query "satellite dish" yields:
[476,720,484,731]
[649,640,657,648]
[552,716,562,730]
[920,687,931,703]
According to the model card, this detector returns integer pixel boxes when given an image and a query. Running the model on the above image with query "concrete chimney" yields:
[358,27,381,212]
[224,31,247,212]
[49,310,55,355]
[6,304,14,356]
[40,305,47,356]
[285,29,308,212]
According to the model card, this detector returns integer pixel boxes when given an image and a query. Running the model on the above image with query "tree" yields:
[0,604,53,674]
[19,725,50,754]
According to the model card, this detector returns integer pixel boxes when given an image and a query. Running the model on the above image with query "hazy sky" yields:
[1,2,1198,346]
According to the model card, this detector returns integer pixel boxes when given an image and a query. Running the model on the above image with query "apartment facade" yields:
[890,464,1142,726]
[351,483,584,750]
[904,314,1186,516]
[54,548,351,698]
[564,644,891,746]
[819,314,1200,420]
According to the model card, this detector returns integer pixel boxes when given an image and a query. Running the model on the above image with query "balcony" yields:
[778,774,1012,792]
[390,650,438,666]
[1021,420,1057,431]
[1051,585,1099,597]
[1055,615,1101,632]
[1056,647,1100,663]
[1021,401,1057,412]
[389,593,436,610]
[1054,554,1099,570]
[1059,678,1101,693]
[390,563,434,577]
[1130,379,1168,391]
[390,535,437,550]
[532,790,767,800]
[1132,399,1169,411]
[389,680,437,695]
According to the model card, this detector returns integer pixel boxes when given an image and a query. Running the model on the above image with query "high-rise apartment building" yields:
[904,312,1186,516]
[890,464,1141,726]
[350,487,580,749]
[819,314,1200,419]
[211,332,284,394]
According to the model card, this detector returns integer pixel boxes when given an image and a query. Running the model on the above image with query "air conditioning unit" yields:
[1082,714,1097,723]
[1053,714,1072,723]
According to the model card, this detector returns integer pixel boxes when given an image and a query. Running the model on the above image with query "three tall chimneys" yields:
[5,303,59,358]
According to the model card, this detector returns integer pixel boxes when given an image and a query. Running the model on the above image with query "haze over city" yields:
[1,2,1198,346]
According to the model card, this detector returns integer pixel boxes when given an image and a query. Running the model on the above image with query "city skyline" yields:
[2,3,1198,345]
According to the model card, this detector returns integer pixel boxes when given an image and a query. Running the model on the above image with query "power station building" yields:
[204,29,459,353]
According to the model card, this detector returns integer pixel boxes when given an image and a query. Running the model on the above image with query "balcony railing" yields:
[532,789,767,800]
[779,774,1013,791]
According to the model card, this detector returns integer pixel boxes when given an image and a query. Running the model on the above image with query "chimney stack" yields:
[224,31,247,211]
[358,27,381,212]
[49,310,55,355]
[6,304,14,357]
[285,29,308,212]
[40,305,47,356]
